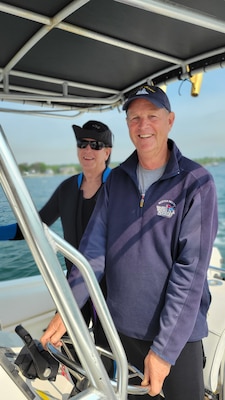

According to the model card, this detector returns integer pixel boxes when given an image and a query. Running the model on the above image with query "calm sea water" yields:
[0,164,225,281]
[0,175,67,281]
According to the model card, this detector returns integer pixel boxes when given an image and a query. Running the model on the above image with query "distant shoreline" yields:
[19,158,225,176]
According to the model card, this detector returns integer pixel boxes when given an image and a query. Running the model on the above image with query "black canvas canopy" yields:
[1,0,225,114]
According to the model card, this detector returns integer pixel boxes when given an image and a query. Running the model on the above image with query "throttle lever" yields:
[15,324,59,381]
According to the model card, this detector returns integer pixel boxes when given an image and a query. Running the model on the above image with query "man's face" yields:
[126,98,175,158]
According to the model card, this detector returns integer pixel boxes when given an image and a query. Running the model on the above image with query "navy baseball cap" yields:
[123,85,171,112]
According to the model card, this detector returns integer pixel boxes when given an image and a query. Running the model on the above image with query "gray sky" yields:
[0,68,225,165]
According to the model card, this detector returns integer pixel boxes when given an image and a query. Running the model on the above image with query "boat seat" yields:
[203,278,225,394]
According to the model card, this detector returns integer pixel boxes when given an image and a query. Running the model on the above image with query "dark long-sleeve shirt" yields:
[1,168,111,274]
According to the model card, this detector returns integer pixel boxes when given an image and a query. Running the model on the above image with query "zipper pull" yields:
[140,193,145,208]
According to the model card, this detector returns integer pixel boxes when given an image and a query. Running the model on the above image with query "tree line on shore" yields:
[19,157,225,175]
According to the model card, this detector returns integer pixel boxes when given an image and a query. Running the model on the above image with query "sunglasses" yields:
[77,139,106,150]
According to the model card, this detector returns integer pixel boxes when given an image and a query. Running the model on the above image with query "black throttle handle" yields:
[15,324,59,381]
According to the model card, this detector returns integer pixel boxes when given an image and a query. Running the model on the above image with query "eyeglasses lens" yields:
[77,140,105,150]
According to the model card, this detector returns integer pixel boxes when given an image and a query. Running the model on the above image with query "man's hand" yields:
[141,349,171,397]
[40,313,66,348]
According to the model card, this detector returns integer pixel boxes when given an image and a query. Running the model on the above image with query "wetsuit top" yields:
[0,167,111,275]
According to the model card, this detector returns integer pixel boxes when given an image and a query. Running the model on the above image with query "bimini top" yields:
[0,0,225,115]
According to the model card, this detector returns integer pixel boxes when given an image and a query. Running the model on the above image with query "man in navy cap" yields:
[42,86,218,400]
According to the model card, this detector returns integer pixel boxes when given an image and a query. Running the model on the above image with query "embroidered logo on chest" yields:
[156,200,176,218]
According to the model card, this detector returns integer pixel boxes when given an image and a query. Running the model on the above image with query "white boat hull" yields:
[0,275,56,338]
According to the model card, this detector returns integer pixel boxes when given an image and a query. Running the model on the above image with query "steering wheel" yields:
[46,336,149,396]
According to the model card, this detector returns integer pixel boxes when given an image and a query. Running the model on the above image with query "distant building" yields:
[59,166,77,175]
